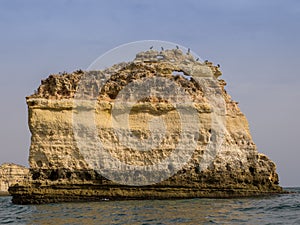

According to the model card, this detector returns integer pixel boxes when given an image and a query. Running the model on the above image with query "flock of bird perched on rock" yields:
[149,46,220,67]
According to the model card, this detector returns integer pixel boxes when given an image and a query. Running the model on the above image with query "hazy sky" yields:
[0,0,299,186]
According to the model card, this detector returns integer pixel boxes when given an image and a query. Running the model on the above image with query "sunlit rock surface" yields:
[0,163,28,195]
[9,49,283,204]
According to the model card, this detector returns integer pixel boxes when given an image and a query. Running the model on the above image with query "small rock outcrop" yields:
[0,163,29,195]
[9,49,283,204]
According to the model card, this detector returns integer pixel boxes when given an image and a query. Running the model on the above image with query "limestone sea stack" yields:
[0,163,29,196]
[9,49,283,204]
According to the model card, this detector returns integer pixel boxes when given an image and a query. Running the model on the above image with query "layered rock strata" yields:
[0,163,29,195]
[9,49,283,204]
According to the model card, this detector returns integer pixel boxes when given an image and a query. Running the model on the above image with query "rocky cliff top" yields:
[28,49,221,101]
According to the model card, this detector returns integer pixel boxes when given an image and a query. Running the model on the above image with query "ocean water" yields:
[0,188,299,225]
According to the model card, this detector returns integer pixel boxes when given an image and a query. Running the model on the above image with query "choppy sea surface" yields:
[0,188,299,225]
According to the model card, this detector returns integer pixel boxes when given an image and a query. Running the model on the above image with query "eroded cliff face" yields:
[0,163,29,195]
[9,49,283,204]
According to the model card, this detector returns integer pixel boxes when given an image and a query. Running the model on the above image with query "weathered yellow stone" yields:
[9,49,283,204]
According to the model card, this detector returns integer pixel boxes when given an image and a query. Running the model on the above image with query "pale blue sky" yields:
[0,0,299,186]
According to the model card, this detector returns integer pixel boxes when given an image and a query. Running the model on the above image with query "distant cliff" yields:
[0,163,28,195]
[9,49,283,204]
